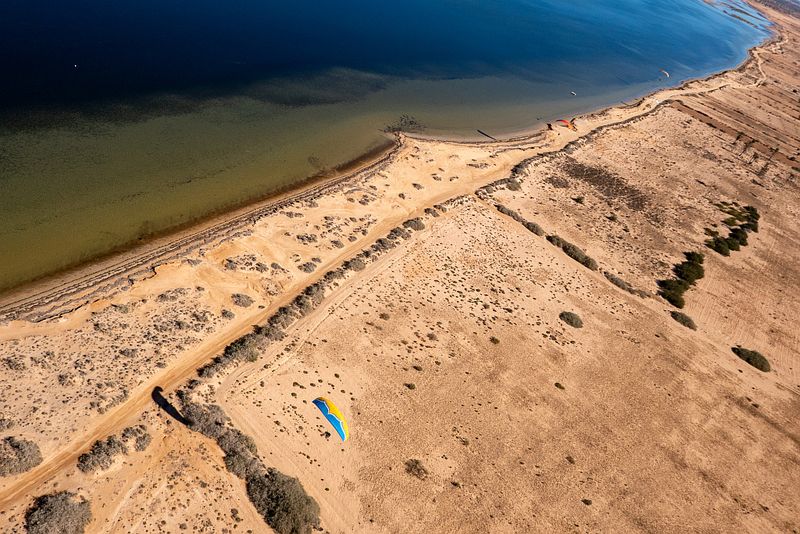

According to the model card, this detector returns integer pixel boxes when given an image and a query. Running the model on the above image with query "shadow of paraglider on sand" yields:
[151,386,189,425]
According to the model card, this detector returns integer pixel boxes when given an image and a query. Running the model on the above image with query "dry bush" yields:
[180,401,320,534]
[388,227,411,240]
[77,436,127,473]
[344,258,366,271]
[494,204,544,236]
[603,272,649,298]
[506,178,522,191]
[181,402,229,440]
[405,459,429,480]
[246,469,321,534]
[298,262,316,273]
[732,346,770,372]
[402,218,425,231]
[670,311,697,330]
[546,235,598,270]
[0,436,42,477]
[25,491,91,534]
[121,425,152,452]
[231,293,254,308]
[559,311,583,328]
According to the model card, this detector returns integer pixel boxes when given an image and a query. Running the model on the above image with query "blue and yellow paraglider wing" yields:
[313,397,349,441]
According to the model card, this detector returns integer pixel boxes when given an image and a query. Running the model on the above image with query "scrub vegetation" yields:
[0,436,42,477]
[705,202,759,256]
[657,252,705,308]
[670,311,697,330]
[25,491,92,534]
[405,459,429,480]
[546,235,598,271]
[732,346,770,372]
[179,397,320,534]
[559,311,583,328]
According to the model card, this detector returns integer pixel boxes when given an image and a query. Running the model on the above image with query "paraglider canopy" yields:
[557,119,577,131]
[313,397,349,442]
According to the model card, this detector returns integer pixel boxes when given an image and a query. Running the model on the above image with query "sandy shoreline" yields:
[0,137,400,321]
[0,1,797,532]
[0,2,779,320]
[0,18,779,322]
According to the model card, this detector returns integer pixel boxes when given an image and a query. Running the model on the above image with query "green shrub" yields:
[732,346,770,372]
[706,236,730,256]
[673,261,704,284]
[729,227,748,246]
[708,203,759,256]
[670,311,697,330]
[684,251,704,265]
[657,278,690,308]
[671,252,705,290]
[740,221,759,233]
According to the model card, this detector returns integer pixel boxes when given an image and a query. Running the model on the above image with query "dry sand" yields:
[0,2,798,532]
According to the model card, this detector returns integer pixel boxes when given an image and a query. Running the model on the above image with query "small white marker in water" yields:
[570,91,577,96]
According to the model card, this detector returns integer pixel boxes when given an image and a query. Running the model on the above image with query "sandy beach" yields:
[0,1,798,532]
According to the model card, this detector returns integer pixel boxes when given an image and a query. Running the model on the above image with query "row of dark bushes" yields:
[657,251,705,308]
[178,206,462,532]
[178,396,320,534]
[77,425,151,473]
[494,204,544,236]
[706,203,759,256]
[198,213,437,378]
[546,235,598,271]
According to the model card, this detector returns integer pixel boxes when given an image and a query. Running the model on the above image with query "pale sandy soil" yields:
[0,3,798,533]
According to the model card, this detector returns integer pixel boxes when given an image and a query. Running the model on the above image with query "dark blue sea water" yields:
[0,0,770,111]
[0,0,771,290]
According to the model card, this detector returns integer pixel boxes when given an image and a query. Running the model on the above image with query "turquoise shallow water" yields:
[0,0,771,291]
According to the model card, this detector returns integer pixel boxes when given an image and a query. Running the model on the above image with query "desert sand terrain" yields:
[0,2,798,533]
